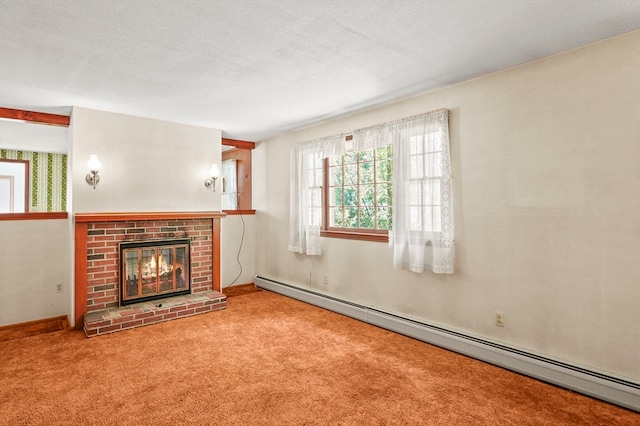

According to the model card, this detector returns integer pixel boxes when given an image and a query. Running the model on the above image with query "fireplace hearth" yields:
[120,239,191,305]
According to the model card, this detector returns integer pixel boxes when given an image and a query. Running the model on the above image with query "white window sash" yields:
[390,110,454,273]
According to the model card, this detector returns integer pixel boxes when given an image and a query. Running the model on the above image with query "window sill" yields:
[222,210,256,216]
[320,230,388,243]
[0,212,68,221]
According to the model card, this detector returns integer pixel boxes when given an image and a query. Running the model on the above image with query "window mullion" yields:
[356,154,361,228]
[341,157,345,227]
[373,149,378,229]
[322,157,329,231]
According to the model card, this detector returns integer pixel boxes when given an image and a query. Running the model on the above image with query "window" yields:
[0,159,29,213]
[407,133,443,233]
[221,159,238,210]
[289,109,453,273]
[323,146,392,240]
[221,138,254,215]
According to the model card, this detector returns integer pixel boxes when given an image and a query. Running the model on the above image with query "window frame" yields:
[221,138,255,216]
[404,132,444,234]
[320,148,391,243]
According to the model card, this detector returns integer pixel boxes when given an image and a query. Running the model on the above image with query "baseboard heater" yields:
[255,276,639,412]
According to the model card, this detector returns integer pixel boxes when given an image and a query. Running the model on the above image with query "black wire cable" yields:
[223,211,245,289]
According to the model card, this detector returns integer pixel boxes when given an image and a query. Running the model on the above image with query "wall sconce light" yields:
[204,164,220,192]
[86,154,102,189]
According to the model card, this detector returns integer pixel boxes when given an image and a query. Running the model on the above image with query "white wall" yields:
[220,214,256,288]
[0,219,69,325]
[71,107,222,213]
[254,31,640,380]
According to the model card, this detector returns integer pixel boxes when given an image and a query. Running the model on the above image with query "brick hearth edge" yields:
[84,290,226,337]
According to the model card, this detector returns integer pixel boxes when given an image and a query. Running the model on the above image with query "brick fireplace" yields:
[74,212,226,336]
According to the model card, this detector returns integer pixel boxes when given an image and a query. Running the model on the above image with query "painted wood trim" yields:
[222,147,252,211]
[212,218,221,292]
[0,315,68,332]
[75,211,226,222]
[222,209,256,215]
[0,107,70,127]
[0,212,68,221]
[74,222,88,330]
[320,230,388,242]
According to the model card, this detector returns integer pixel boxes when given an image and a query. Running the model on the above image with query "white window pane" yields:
[425,153,442,177]
[423,207,433,231]
[344,163,358,185]
[222,193,237,210]
[309,207,322,226]
[408,181,421,204]
[310,188,321,207]
[423,181,441,205]
[432,208,442,232]
[410,155,424,179]
[409,206,422,230]
[410,135,423,155]
[425,132,442,153]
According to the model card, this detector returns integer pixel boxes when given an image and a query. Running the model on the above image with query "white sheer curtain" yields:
[389,109,454,273]
[221,159,237,210]
[289,109,453,273]
[288,137,342,255]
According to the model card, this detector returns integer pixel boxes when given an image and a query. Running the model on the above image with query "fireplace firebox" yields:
[119,239,191,306]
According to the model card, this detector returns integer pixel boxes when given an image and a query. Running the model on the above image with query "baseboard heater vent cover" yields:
[255,275,639,412]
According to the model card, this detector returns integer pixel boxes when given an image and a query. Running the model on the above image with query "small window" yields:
[221,138,254,214]
[407,133,443,233]
[221,159,238,210]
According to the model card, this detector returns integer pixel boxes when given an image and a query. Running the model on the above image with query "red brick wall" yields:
[85,219,213,312]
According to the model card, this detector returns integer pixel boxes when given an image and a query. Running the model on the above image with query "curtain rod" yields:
[350,108,448,135]
[296,108,448,146]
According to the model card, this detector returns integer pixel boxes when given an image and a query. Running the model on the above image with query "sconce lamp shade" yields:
[86,154,102,189]
[209,164,220,178]
[204,163,220,192]
[87,154,102,172]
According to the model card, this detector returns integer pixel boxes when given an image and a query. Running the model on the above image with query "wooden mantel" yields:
[75,211,226,222]
[74,211,226,329]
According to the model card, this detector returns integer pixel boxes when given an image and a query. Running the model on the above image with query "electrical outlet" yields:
[56,283,63,293]
[323,275,328,285]
[495,311,504,327]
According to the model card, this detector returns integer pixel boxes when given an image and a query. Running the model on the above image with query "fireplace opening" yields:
[119,239,191,306]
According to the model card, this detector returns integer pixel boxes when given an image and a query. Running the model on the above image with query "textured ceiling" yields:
[1,0,639,150]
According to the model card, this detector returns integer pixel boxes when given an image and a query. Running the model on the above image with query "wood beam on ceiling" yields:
[222,138,255,150]
[0,107,70,127]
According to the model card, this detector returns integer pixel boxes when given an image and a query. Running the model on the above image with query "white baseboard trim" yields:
[255,275,639,412]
